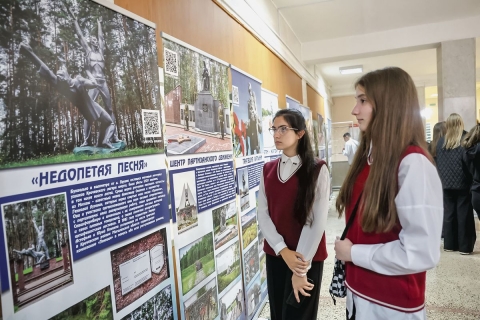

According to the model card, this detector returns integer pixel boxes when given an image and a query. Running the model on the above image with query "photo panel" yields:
[212,200,238,250]
[162,36,231,156]
[246,274,262,319]
[241,209,258,250]
[2,193,74,312]
[218,280,246,320]
[261,89,279,154]
[243,244,260,289]
[49,286,113,320]
[237,167,250,212]
[172,170,198,234]
[231,67,263,158]
[178,232,215,296]
[215,241,241,295]
[0,0,164,170]
[121,285,174,320]
[183,278,218,320]
[110,229,170,312]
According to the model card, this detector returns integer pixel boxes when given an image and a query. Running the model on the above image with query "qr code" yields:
[164,48,178,76]
[142,109,162,138]
[232,85,239,104]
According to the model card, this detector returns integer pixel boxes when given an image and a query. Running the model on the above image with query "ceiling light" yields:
[431,94,438,98]
[339,65,363,75]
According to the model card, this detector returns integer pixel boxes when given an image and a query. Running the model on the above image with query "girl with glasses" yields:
[258,108,330,319]
[334,67,443,320]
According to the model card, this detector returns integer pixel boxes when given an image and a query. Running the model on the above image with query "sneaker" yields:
[444,249,454,252]
[460,252,472,255]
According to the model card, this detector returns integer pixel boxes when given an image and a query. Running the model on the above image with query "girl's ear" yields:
[297,130,305,139]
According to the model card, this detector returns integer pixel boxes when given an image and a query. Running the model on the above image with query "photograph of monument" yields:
[179,232,215,295]
[2,193,73,312]
[163,38,231,156]
[49,286,113,320]
[110,228,169,312]
[219,281,245,320]
[216,241,241,295]
[172,170,198,234]
[246,274,261,319]
[241,209,258,250]
[0,0,164,169]
[261,90,279,151]
[183,278,218,320]
[212,201,238,250]
[231,70,263,158]
[243,244,260,288]
[121,285,174,320]
[237,167,250,211]
[257,230,265,253]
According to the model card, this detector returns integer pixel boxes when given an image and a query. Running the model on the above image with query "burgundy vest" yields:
[345,145,428,312]
[263,158,328,262]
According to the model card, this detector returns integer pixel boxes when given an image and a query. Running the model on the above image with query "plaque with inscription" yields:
[150,244,165,274]
[119,251,152,295]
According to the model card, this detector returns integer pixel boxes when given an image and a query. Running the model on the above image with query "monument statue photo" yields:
[163,39,232,156]
[0,0,164,169]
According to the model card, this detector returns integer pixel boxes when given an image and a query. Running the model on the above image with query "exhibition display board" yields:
[162,34,243,320]
[0,1,328,319]
[0,0,176,319]
[231,66,268,319]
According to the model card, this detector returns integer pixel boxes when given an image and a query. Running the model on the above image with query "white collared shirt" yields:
[257,153,330,263]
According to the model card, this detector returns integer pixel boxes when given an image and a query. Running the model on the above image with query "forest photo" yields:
[0,0,163,169]
[49,286,113,320]
[179,232,215,295]
[2,193,73,311]
[121,285,174,320]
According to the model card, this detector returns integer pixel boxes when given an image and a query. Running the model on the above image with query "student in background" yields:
[462,123,480,220]
[436,113,476,255]
[258,108,330,320]
[334,67,443,320]
[428,121,446,161]
[342,132,359,165]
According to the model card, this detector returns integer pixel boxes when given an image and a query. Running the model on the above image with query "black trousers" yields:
[266,254,324,320]
[443,189,477,253]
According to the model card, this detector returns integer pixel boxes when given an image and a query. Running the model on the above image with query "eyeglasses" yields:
[268,125,298,136]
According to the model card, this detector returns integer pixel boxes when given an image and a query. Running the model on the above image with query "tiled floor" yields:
[259,192,480,319]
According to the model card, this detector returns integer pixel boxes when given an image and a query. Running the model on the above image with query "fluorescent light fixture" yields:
[339,65,363,75]
[431,93,438,98]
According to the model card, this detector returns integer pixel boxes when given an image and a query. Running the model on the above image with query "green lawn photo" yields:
[1,148,163,169]
[217,263,241,293]
[242,222,258,250]
[179,232,215,295]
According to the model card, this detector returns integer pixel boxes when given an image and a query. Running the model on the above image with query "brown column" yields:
[61,243,69,270]
[16,258,25,292]
[9,258,18,305]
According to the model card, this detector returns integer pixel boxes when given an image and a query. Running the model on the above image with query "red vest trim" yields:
[262,158,328,262]
[345,145,428,312]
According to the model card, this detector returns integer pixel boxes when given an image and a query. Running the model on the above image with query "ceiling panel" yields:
[277,0,480,42]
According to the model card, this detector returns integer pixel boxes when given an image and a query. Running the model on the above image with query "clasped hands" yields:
[280,248,314,303]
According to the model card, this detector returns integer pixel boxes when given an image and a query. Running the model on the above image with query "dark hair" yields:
[343,132,351,138]
[273,109,318,226]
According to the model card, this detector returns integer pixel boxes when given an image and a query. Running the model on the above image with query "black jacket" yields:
[436,135,472,190]
[465,143,480,191]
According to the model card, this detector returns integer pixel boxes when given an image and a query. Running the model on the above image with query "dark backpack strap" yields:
[340,192,363,240]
